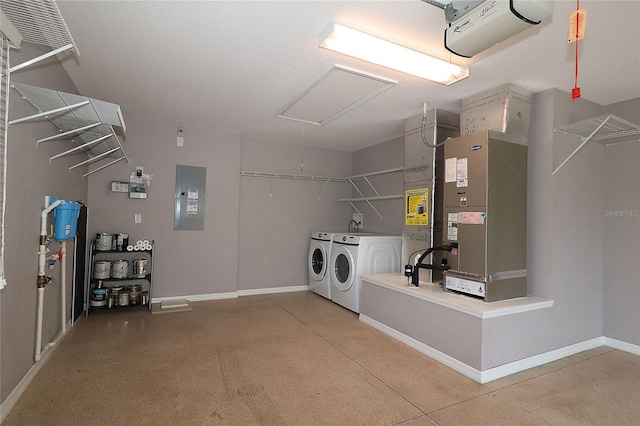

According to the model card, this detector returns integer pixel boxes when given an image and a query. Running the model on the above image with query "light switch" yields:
[135,214,142,224]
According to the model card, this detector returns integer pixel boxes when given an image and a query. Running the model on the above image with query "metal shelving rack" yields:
[86,240,154,316]
[553,114,640,176]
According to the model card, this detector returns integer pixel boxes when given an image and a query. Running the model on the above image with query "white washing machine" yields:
[329,233,401,313]
[308,231,334,299]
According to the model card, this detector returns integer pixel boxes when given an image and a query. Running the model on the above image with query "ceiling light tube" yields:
[319,23,468,85]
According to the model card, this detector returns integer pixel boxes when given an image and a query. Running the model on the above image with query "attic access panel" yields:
[276,65,397,126]
[10,83,129,176]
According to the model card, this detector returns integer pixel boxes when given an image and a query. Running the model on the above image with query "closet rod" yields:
[241,171,348,182]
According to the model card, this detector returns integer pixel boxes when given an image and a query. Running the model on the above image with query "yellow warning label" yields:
[405,188,429,226]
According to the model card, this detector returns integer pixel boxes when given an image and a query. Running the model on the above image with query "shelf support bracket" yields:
[68,147,121,171]
[9,44,74,73]
[318,178,330,200]
[347,201,361,214]
[37,122,102,145]
[362,175,380,196]
[553,115,612,176]
[9,100,91,125]
[49,133,113,162]
[347,177,384,219]
[82,156,128,177]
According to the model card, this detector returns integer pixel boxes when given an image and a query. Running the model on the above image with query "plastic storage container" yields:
[52,198,81,241]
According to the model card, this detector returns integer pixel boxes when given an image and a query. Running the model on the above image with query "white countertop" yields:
[361,273,554,319]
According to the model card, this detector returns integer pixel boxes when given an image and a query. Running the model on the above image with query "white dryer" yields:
[308,231,334,299]
[329,233,401,313]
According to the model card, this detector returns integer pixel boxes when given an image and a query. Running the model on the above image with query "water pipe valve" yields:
[404,264,414,286]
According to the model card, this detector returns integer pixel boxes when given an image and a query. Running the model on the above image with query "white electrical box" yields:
[130,169,150,199]
[111,181,129,193]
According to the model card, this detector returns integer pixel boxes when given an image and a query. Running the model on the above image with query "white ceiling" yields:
[52,0,640,152]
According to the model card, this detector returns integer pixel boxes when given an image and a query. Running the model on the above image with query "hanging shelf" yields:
[1,0,79,67]
[242,166,404,219]
[2,1,127,176]
[10,83,129,177]
[337,167,404,219]
[553,114,640,176]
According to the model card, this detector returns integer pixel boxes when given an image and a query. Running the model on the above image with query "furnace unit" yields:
[442,131,527,301]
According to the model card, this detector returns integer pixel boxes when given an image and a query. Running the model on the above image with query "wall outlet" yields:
[135,213,142,224]
[352,213,363,229]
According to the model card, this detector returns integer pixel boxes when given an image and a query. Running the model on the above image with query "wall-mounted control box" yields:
[111,181,129,193]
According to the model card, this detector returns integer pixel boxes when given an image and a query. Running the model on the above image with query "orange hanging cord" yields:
[572,0,581,101]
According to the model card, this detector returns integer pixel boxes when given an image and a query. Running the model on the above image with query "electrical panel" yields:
[442,131,527,301]
[174,165,206,231]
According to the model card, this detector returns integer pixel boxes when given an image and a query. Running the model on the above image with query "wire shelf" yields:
[553,114,639,175]
[0,0,79,55]
[10,83,128,176]
[555,115,640,147]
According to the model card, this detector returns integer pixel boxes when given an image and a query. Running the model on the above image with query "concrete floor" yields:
[4,291,640,425]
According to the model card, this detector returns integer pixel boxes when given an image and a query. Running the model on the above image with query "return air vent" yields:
[276,65,396,126]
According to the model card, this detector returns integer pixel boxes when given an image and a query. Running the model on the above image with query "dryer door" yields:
[308,241,327,282]
[331,244,355,292]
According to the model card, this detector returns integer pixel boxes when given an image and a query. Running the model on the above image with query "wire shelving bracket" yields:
[553,114,640,176]
[242,167,404,219]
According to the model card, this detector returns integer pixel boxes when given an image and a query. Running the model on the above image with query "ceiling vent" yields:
[276,65,396,126]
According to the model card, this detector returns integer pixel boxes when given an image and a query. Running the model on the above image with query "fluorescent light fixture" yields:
[319,23,469,85]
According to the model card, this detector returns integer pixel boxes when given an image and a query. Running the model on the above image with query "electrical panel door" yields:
[174,165,206,231]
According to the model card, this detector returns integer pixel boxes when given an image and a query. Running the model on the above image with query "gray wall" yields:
[351,136,404,235]
[483,89,606,369]
[482,90,639,369]
[86,119,242,297]
[602,98,640,345]
[1,44,88,401]
[238,136,352,291]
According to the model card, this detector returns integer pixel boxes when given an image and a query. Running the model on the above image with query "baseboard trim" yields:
[152,291,238,303]
[0,326,67,423]
[151,286,310,303]
[237,285,309,297]
[479,337,604,383]
[359,314,484,382]
[603,337,640,355]
[360,314,611,384]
